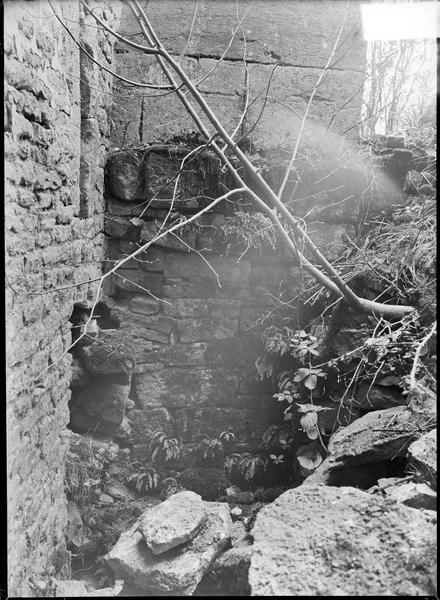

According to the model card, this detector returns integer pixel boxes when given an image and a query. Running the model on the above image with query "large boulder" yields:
[408,429,437,489]
[105,502,232,595]
[327,405,417,465]
[249,486,437,596]
[303,406,419,486]
[139,491,207,555]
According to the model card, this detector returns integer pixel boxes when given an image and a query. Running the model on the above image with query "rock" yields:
[69,409,131,440]
[106,150,145,201]
[72,379,130,425]
[230,506,243,520]
[303,458,391,489]
[230,520,249,547]
[384,482,436,510]
[105,479,135,501]
[99,492,115,505]
[53,579,88,596]
[408,429,436,489]
[83,580,124,596]
[139,491,207,555]
[78,329,135,376]
[327,405,417,466]
[66,501,91,552]
[249,486,437,596]
[105,502,232,595]
[177,468,228,501]
[195,544,252,596]
[105,216,142,240]
[355,383,404,412]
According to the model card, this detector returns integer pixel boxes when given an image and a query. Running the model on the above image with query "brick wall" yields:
[5,1,120,594]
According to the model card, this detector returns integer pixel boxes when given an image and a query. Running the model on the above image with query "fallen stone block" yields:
[249,485,437,596]
[327,405,416,465]
[53,579,88,596]
[384,481,436,510]
[408,429,437,489]
[139,491,207,555]
[105,502,232,595]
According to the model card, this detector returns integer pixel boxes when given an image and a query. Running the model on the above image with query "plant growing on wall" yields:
[126,465,161,494]
[224,452,268,484]
[192,437,225,467]
[149,431,181,464]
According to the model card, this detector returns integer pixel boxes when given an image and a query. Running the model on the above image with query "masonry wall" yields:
[5,1,120,595]
[111,0,366,149]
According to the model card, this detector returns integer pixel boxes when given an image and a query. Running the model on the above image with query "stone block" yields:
[106,150,146,200]
[105,502,232,595]
[70,408,131,440]
[249,486,436,596]
[141,220,198,252]
[112,269,163,296]
[175,313,239,342]
[384,482,436,511]
[134,367,239,410]
[173,407,272,443]
[407,429,436,489]
[127,408,175,444]
[72,378,130,425]
[327,406,416,466]
[164,252,251,284]
[139,491,207,555]
[104,216,142,240]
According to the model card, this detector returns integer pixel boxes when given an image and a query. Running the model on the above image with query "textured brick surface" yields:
[5,1,120,595]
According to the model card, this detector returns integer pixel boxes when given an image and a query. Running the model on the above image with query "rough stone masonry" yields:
[5,1,120,594]
[5,0,371,595]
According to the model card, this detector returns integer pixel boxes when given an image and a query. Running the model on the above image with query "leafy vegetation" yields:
[126,465,160,494]
[192,438,225,467]
[149,431,181,464]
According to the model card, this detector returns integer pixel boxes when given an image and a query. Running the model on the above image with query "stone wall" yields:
[5,1,120,595]
[111,0,366,148]
[70,147,293,460]
[64,1,372,481]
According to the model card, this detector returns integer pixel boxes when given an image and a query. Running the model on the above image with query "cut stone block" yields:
[139,490,207,555]
[105,502,232,595]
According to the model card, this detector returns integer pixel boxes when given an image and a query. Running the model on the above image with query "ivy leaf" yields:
[305,425,319,440]
[300,412,318,430]
[293,368,309,382]
[304,374,318,389]
[297,444,323,470]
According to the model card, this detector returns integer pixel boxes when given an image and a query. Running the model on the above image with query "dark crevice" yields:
[172,51,365,73]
